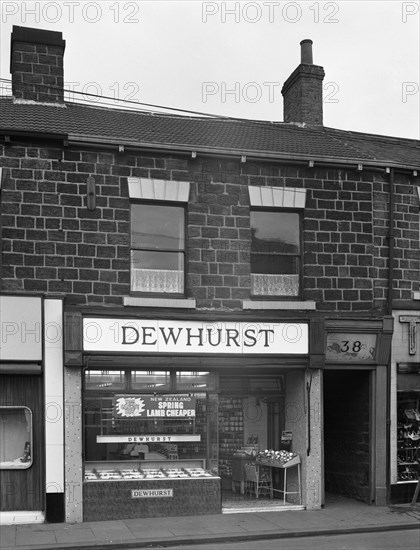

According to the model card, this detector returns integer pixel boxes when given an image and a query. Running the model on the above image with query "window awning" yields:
[128,177,190,202]
[248,185,306,208]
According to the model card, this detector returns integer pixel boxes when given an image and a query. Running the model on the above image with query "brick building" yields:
[0,26,419,523]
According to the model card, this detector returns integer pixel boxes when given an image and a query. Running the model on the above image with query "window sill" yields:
[123,297,196,309]
[242,300,316,310]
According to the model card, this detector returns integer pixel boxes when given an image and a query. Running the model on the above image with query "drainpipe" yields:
[386,168,395,503]
[306,370,313,456]
[388,168,395,315]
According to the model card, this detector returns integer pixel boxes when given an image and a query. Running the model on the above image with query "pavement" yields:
[0,497,419,550]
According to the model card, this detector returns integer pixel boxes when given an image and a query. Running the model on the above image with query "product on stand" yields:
[256,449,298,466]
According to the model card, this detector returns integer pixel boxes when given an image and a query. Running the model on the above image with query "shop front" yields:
[0,295,64,524]
[64,312,322,521]
[390,311,420,503]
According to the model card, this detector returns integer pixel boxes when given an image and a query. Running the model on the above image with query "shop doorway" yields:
[217,373,288,511]
[323,370,371,504]
[0,375,44,514]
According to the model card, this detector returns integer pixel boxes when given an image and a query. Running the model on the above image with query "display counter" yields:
[83,460,221,520]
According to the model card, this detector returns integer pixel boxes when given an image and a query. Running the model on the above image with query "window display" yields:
[82,369,222,520]
[84,464,214,481]
[83,369,217,473]
[82,368,290,517]
[397,392,420,482]
[0,407,32,469]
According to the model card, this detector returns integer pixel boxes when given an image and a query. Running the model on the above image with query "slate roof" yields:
[0,97,419,169]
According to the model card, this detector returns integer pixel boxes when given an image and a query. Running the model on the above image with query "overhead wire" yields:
[0,77,278,127]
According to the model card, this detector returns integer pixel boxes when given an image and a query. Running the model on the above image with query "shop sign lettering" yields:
[326,333,377,362]
[399,315,420,355]
[131,489,173,498]
[113,394,196,419]
[83,319,308,355]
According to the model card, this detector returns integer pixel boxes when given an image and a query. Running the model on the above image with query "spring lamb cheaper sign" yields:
[82,319,308,355]
[114,395,196,419]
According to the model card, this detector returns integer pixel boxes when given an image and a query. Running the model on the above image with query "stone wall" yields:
[1,142,419,310]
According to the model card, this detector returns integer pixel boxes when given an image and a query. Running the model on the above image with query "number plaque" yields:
[326,333,377,362]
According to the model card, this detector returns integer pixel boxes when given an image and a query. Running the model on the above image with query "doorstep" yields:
[0,511,45,525]
[222,503,305,514]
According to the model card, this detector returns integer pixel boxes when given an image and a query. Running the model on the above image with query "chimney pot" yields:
[281,39,325,126]
[300,39,313,64]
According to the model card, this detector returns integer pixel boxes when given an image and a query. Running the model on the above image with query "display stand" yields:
[256,455,301,505]
[411,478,420,505]
[245,462,273,499]
[83,459,221,521]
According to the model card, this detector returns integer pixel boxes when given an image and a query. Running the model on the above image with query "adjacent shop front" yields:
[390,311,420,503]
[0,295,64,523]
[64,311,321,520]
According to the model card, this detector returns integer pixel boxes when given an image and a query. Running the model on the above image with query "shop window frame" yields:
[0,406,33,470]
[396,387,420,484]
[250,207,303,299]
[130,200,187,297]
[83,369,217,394]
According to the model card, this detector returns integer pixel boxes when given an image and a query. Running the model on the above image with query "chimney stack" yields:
[10,26,65,104]
[281,39,325,126]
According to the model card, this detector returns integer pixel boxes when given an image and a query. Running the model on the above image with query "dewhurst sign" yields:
[82,319,308,355]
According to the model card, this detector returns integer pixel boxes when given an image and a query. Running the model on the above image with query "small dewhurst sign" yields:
[82,318,308,355]
[97,434,201,443]
[131,488,173,498]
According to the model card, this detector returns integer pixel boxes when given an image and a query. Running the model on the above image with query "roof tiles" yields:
[0,98,419,168]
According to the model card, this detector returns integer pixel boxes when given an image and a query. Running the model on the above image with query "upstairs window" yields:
[128,177,190,295]
[250,210,301,297]
[248,185,306,299]
[131,203,185,294]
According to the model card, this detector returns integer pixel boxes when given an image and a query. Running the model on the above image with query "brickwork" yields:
[391,176,420,301]
[1,142,419,310]
[11,28,65,103]
[282,65,325,125]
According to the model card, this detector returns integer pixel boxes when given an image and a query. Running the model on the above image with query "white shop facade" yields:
[64,311,322,521]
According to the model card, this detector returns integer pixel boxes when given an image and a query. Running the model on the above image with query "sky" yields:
[0,0,419,139]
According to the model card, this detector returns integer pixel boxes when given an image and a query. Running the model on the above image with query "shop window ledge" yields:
[242,300,316,310]
[396,480,419,484]
[123,297,196,308]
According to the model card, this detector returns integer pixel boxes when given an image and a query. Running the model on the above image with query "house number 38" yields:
[340,341,362,353]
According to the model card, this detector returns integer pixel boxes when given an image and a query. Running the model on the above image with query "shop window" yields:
[397,388,420,483]
[175,371,215,391]
[82,369,218,472]
[0,407,32,469]
[250,210,301,297]
[85,370,125,391]
[130,203,185,294]
[131,370,171,391]
[219,374,285,396]
[83,392,210,463]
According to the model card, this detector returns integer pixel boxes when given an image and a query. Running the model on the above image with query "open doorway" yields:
[218,373,292,512]
[323,370,371,504]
